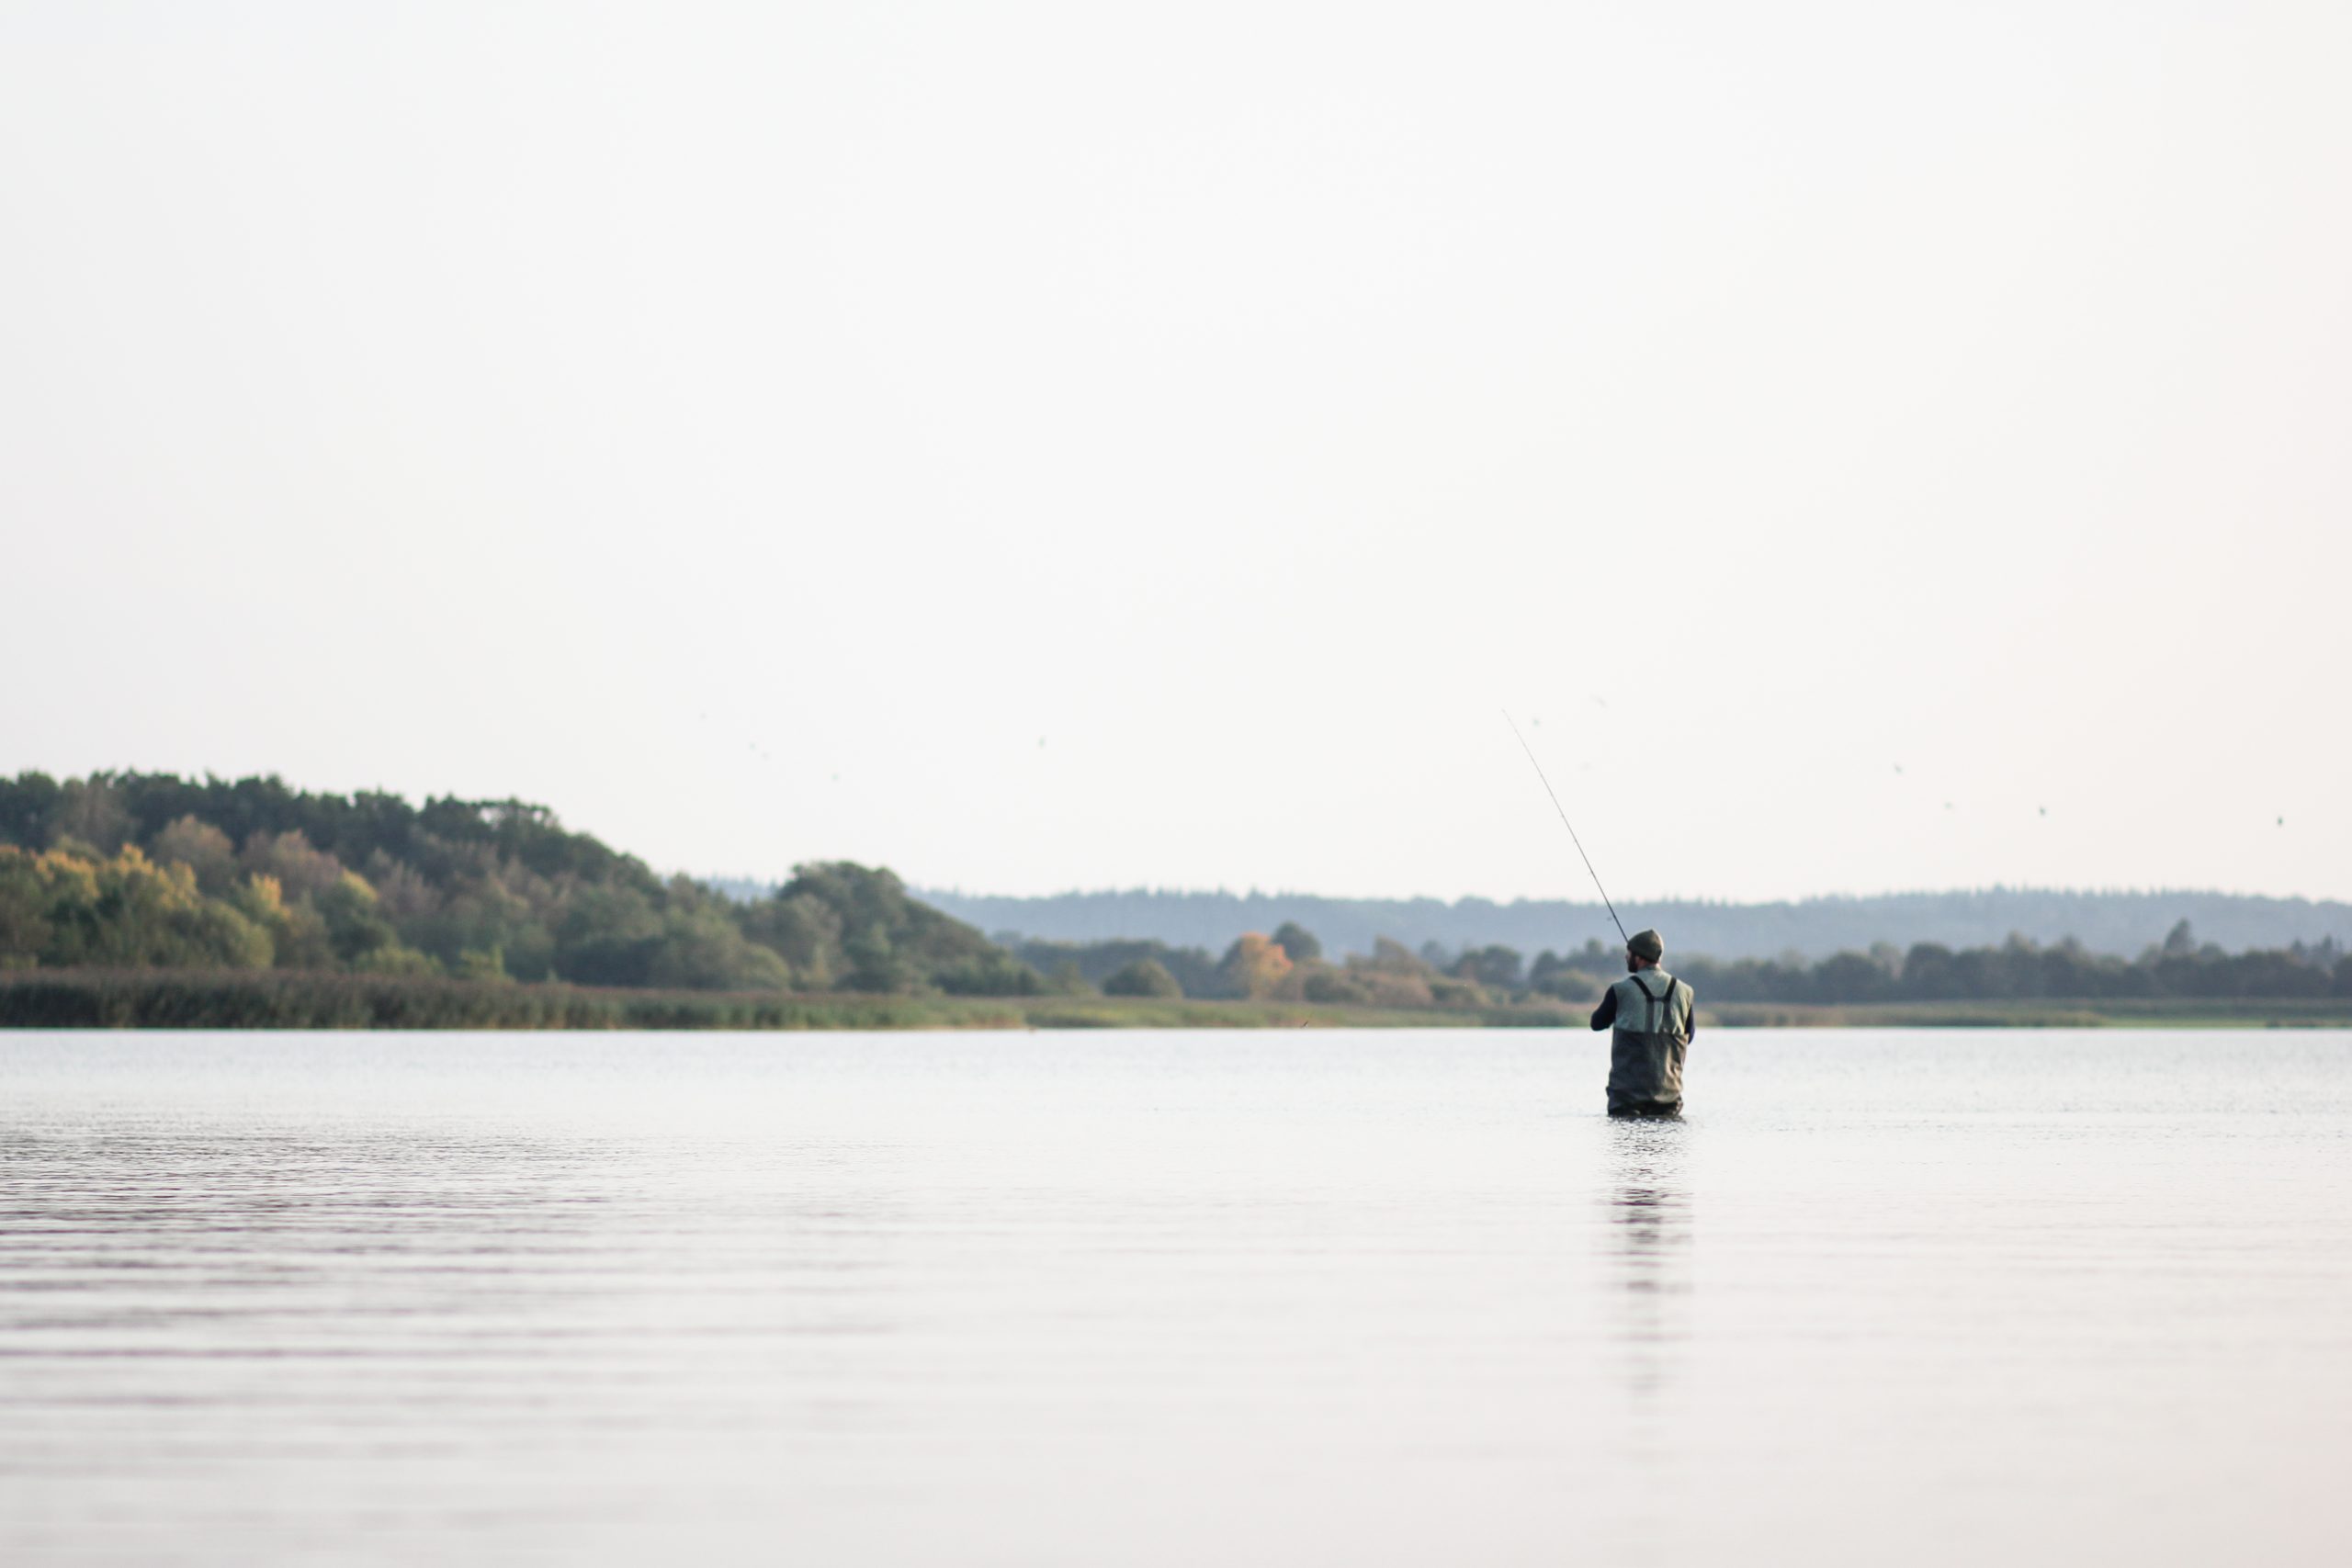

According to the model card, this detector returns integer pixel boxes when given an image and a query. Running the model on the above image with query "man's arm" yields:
[1589,987,1617,1032]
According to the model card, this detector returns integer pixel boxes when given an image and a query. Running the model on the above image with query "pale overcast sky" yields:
[2,2,2345,902]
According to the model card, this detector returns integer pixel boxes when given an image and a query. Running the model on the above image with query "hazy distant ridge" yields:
[904,887,2352,963]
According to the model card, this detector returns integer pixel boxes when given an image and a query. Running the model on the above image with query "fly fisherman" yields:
[1589,928,1694,1117]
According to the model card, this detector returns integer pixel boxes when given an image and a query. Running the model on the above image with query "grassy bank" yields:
[0,971,1577,1031]
[4,972,2348,1031]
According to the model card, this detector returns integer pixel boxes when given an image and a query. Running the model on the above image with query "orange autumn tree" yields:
[1218,931,1295,998]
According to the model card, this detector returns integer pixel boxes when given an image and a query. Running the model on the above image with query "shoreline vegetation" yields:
[917,885,2352,969]
[3,771,2347,1031]
[3,972,2348,1032]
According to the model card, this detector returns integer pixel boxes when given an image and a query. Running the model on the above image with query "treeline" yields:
[10,772,2345,1011]
[1009,924,1539,1008]
[1668,924,2352,1004]
[1004,923,2352,1008]
[1425,923,2352,1005]
[0,772,1034,994]
[921,886,2352,964]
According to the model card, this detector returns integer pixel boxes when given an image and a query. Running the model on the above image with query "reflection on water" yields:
[3,1028,2350,1568]
[1606,1117,1691,1402]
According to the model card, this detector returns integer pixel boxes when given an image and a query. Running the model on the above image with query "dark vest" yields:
[1607,968,1691,1111]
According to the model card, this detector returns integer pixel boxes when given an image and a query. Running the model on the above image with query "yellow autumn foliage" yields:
[1219,931,1295,998]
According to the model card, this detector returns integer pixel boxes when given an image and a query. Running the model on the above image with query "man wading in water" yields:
[1589,928,1694,1117]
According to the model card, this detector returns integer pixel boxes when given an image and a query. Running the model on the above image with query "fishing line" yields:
[1502,709,1631,948]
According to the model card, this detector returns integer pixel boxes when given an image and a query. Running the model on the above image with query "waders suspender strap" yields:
[1632,972,1677,1032]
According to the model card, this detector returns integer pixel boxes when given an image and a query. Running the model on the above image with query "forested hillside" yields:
[0,773,1037,994]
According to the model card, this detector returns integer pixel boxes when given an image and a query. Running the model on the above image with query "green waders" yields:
[1607,969,1691,1116]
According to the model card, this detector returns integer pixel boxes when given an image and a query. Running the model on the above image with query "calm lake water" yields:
[3,1028,2348,1566]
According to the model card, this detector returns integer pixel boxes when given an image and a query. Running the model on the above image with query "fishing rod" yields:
[1502,710,1631,948]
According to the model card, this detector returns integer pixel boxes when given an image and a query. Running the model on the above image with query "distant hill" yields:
[905,886,2352,964]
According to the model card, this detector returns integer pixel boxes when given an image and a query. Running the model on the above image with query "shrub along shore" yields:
[0,971,1572,1031]
[4,971,2348,1032]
